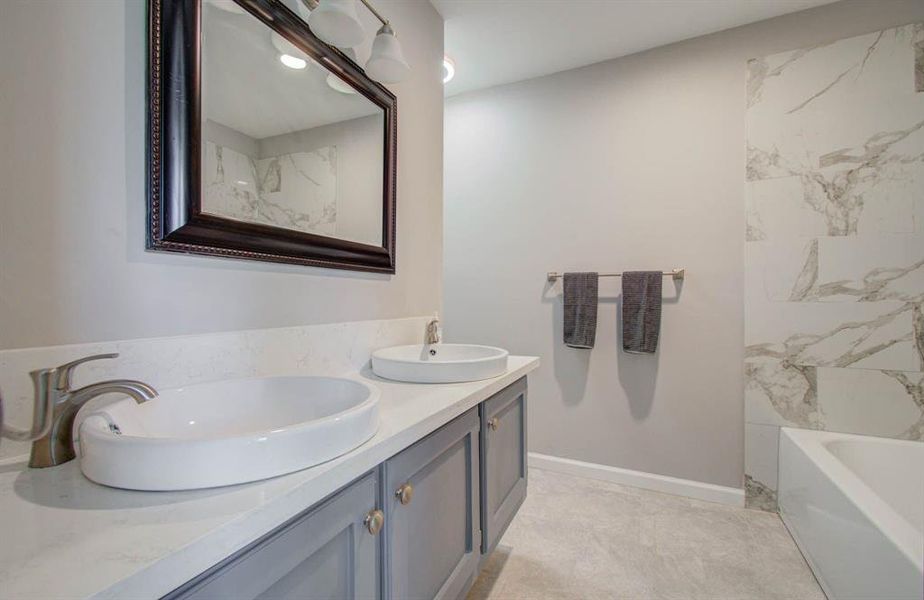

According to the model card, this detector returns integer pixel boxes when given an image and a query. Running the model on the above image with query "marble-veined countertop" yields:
[0,356,539,599]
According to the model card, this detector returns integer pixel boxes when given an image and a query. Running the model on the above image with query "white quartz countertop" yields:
[0,356,539,599]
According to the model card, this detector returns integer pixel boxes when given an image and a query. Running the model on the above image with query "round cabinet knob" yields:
[396,482,414,505]
[489,417,499,431]
[364,509,384,535]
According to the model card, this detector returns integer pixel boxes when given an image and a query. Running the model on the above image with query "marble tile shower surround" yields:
[744,23,924,510]
[0,317,431,462]
[203,141,337,236]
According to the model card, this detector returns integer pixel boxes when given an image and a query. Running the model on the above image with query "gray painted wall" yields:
[444,0,924,488]
[0,0,443,350]
[205,120,260,158]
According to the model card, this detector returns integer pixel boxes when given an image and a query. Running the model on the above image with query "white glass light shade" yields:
[327,48,358,94]
[307,0,365,48]
[365,25,410,83]
[294,0,312,22]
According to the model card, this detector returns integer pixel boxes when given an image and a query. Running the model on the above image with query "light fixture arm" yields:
[358,0,389,26]
[300,0,390,27]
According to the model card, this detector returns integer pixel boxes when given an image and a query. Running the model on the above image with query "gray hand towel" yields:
[563,272,598,349]
[622,271,662,354]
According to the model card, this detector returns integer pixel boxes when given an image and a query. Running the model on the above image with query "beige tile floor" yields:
[468,468,825,600]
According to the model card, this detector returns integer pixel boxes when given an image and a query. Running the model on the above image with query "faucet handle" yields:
[54,353,119,391]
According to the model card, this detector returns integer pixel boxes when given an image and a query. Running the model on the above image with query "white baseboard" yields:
[528,452,745,507]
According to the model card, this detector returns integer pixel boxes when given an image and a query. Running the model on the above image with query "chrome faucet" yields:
[425,317,441,345]
[21,353,158,468]
[0,377,53,447]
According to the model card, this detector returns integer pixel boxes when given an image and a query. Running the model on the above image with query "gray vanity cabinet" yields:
[480,377,528,554]
[166,379,530,600]
[164,472,381,600]
[384,408,481,600]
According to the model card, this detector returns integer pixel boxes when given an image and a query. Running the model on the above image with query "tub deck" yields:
[779,427,924,600]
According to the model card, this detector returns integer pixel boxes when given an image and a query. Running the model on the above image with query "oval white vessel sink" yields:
[372,344,508,383]
[78,376,380,491]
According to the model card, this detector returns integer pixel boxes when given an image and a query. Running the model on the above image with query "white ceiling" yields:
[432,0,839,96]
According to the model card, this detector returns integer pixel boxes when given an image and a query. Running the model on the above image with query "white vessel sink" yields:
[78,376,380,491]
[371,344,509,383]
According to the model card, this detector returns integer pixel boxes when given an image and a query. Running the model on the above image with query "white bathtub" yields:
[779,428,924,600]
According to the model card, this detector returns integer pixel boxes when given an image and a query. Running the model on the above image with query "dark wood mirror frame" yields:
[148,0,397,273]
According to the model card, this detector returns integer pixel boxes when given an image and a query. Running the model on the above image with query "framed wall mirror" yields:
[148,0,397,272]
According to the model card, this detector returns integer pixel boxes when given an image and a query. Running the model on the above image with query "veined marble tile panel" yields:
[746,110,923,238]
[745,300,920,371]
[747,23,924,239]
[744,423,780,511]
[915,23,924,92]
[254,147,337,236]
[817,367,924,440]
[745,238,817,303]
[745,360,819,428]
[0,317,431,461]
[203,142,337,236]
[745,177,830,241]
[746,359,924,441]
[814,235,924,302]
[203,142,260,222]
[744,22,924,511]
[747,26,920,116]
[746,234,924,303]
[747,25,923,150]
[748,99,924,182]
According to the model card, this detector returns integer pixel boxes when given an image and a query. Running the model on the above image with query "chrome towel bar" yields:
[547,269,685,282]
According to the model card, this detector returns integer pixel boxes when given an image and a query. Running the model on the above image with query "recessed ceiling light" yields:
[271,32,309,70]
[442,55,455,84]
[280,54,308,69]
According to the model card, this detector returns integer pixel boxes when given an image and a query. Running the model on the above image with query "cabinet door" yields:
[165,472,381,600]
[480,377,527,555]
[384,408,480,600]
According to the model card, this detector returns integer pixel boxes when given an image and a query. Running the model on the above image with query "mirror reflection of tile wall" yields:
[200,0,385,246]
[744,23,924,510]
[204,134,338,237]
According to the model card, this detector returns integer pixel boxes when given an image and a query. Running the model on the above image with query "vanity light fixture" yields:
[366,23,410,83]
[442,55,455,84]
[271,31,310,70]
[303,0,410,83]
[306,0,366,48]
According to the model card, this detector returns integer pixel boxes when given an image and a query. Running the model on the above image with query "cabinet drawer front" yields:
[481,377,527,554]
[385,409,480,600]
[166,473,380,600]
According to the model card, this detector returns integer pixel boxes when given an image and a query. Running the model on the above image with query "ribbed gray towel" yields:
[622,271,662,354]
[563,272,598,349]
